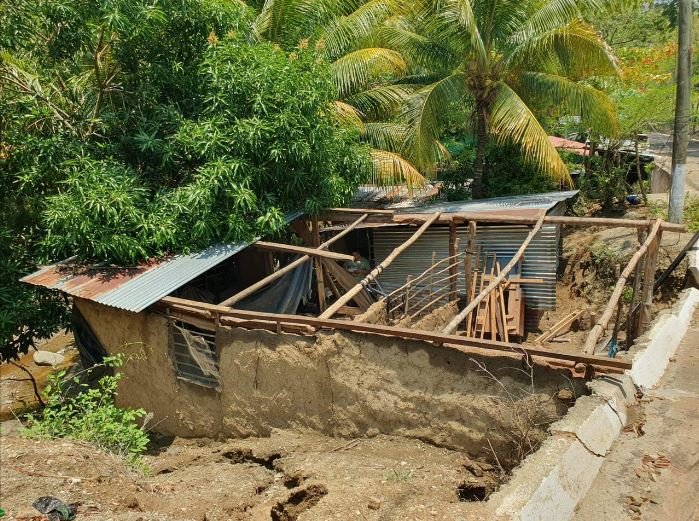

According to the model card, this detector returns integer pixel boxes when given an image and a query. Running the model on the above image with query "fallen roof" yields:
[22,211,303,313]
[548,136,590,156]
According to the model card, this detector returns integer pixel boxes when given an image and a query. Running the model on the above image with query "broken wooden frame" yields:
[214,207,684,365]
[159,296,632,376]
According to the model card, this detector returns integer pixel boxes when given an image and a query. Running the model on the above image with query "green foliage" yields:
[576,156,629,209]
[40,36,368,264]
[23,355,150,465]
[650,195,699,232]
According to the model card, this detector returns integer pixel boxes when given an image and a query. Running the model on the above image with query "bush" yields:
[23,355,150,465]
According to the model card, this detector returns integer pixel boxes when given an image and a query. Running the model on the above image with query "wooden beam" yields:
[254,241,353,261]
[582,219,663,354]
[159,296,632,373]
[392,212,686,232]
[327,207,394,215]
[442,211,547,335]
[219,213,368,307]
[312,216,326,313]
[319,212,442,319]
[465,221,476,304]
[449,222,459,301]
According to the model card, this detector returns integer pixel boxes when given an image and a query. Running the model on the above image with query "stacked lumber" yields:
[463,255,540,341]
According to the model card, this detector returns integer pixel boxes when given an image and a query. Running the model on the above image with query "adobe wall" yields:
[74,298,583,464]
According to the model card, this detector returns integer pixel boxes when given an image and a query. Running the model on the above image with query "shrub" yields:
[22,355,150,465]
[650,195,699,232]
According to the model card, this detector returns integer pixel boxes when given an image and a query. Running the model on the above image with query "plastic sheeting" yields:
[235,256,313,314]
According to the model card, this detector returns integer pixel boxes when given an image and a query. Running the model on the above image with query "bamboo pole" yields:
[254,241,353,261]
[319,212,441,319]
[582,219,662,354]
[220,213,368,307]
[442,211,547,335]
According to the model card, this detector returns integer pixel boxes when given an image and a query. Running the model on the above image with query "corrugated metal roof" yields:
[390,190,579,213]
[21,242,249,313]
[22,211,303,313]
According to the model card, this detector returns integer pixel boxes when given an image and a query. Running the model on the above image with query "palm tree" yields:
[251,0,429,188]
[377,0,620,198]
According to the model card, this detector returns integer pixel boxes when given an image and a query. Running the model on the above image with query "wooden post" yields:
[465,221,476,304]
[449,222,458,300]
[312,216,326,313]
[639,225,663,334]
[429,251,436,301]
[583,220,662,354]
[626,229,646,344]
[610,264,623,350]
[442,211,546,335]
[404,275,413,315]
[450,237,461,301]
[319,212,441,319]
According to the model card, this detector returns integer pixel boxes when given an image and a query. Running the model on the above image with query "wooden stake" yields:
[626,229,646,344]
[639,225,663,334]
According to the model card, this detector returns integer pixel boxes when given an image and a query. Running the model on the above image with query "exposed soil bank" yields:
[75,299,584,468]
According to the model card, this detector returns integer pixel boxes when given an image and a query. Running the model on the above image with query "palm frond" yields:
[422,0,486,65]
[373,25,460,72]
[369,148,428,187]
[506,20,619,79]
[510,0,605,43]
[321,0,399,61]
[346,84,419,120]
[515,71,618,136]
[362,121,411,151]
[331,100,366,130]
[399,72,466,173]
[489,81,572,186]
[332,47,407,98]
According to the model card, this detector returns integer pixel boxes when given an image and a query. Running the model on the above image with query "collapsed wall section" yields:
[75,298,583,466]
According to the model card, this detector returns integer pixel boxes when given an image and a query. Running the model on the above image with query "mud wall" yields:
[75,298,583,461]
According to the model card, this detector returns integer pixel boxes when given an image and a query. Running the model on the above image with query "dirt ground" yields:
[573,313,699,521]
[0,428,502,521]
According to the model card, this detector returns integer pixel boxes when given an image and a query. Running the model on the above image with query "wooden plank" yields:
[537,310,584,344]
[312,216,326,313]
[442,211,547,335]
[319,212,442,319]
[583,219,663,354]
[465,221,476,303]
[449,222,458,300]
[159,296,632,372]
[319,258,373,310]
[220,214,369,307]
[254,241,353,261]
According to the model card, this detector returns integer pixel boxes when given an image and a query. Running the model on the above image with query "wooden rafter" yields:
[319,212,442,319]
[219,213,368,307]
[254,241,353,261]
[442,211,547,335]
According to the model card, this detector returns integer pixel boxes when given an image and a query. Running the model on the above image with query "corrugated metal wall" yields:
[371,223,560,326]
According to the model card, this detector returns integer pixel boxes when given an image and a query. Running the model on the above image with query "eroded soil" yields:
[0,429,499,521]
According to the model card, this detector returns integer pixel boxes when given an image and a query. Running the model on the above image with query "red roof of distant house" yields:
[548,136,590,156]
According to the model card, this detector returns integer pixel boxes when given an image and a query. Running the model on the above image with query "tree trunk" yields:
[669,0,692,223]
[472,105,487,199]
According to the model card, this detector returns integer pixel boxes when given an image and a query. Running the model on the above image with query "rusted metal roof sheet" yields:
[22,211,304,312]
[21,243,249,313]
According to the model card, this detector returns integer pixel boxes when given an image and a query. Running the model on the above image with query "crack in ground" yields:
[270,484,328,521]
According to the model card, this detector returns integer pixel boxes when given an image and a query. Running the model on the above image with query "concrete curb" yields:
[489,236,699,521]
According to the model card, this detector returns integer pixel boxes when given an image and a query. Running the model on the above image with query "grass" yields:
[650,195,699,232]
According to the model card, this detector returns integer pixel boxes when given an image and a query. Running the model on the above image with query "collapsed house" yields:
[21,191,684,455]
